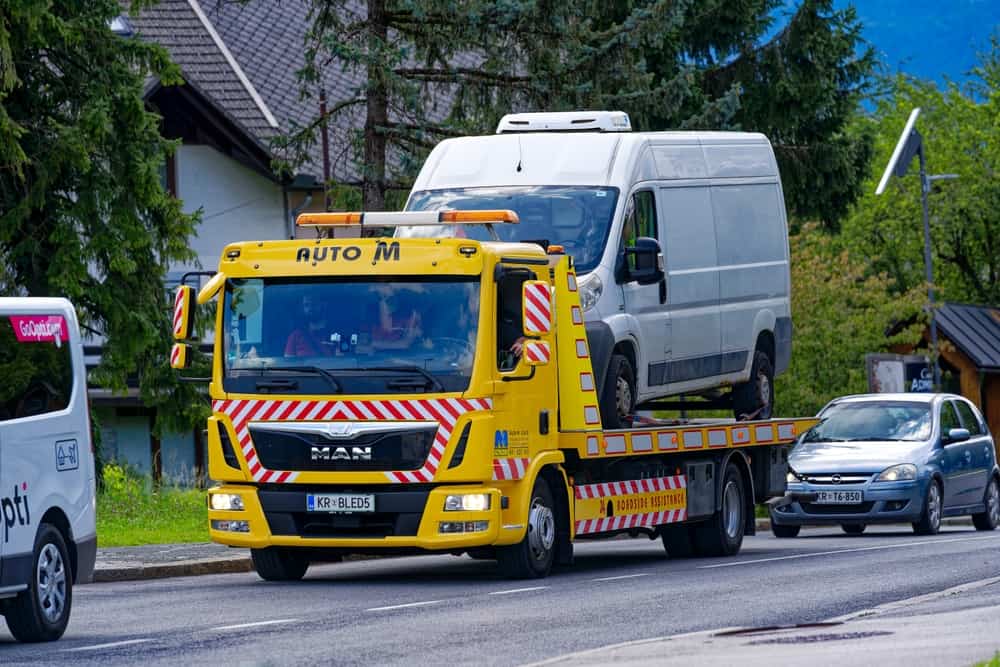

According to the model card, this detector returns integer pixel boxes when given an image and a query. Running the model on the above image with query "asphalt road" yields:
[2,525,999,665]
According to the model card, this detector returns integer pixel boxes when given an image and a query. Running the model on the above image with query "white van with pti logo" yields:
[0,298,95,642]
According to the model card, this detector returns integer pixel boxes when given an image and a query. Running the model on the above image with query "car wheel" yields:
[972,476,1000,531]
[4,523,73,642]
[733,347,774,420]
[913,481,942,536]
[770,522,800,538]
[692,463,746,556]
[599,354,635,430]
[841,524,866,535]
[251,547,309,581]
[497,477,557,579]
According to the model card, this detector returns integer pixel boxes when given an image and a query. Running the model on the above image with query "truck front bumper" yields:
[207,483,504,551]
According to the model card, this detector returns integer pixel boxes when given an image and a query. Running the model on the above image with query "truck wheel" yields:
[497,477,556,579]
[733,348,774,420]
[599,354,635,429]
[692,463,746,557]
[912,480,942,535]
[972,476,999,531]
[4,523,73,642]
[770,523,800,538]
[841,523,866,535]
[251,547,309,581]
[660,524,697,558]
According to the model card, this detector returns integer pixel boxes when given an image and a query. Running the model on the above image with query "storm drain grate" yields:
[748,630,894,645]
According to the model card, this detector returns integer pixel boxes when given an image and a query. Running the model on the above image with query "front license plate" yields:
[307,493,375,513]
[815,490,863,504]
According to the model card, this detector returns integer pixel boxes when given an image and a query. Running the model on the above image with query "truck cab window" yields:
[497,273,529,371]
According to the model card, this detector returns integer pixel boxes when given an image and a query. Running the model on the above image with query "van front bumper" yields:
[207,484,503,551]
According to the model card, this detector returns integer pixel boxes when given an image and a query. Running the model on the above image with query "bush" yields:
[97,463,207,546]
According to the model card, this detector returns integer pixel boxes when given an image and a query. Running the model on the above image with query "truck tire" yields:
[251,547,309,582]
[770,522,800,538]
[691,463,746,557]
[733,348,774,420]
[599,354,635,430]
[660,524,697,558]
[497,477,556,579]
[4,523,73,642]
[972,476,999,531]
[912,480,942,535]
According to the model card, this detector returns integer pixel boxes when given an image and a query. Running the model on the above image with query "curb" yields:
[93,556,253,583]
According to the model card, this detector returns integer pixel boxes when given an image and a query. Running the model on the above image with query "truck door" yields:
[619,189,669,394]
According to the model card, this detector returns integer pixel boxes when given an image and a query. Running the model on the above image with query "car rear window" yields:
[0,314,74,421]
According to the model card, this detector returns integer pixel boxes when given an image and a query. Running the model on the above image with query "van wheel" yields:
[733,348,774,420]
[4,523,72,642]
[600,354,635,429]
[692,463,746,556]
[497,477,556,579]
[251,547,309,581]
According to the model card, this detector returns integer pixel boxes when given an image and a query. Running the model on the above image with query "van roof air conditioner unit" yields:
[496,111,632,134]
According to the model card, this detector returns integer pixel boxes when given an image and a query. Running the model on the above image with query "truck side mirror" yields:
[625,237,664,286]
[173,285,195,340]
[521,280,552,336]
[170,343,191,370]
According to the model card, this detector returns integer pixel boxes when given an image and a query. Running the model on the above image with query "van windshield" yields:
[403,186,619,273]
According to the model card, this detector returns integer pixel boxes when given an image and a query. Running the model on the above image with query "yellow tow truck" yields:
[171,210,814,580]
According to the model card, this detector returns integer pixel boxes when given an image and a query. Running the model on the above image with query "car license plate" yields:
[306,493,375,513]
[815,490,863,504]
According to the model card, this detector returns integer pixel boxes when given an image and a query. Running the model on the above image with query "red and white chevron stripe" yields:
[213,397,492,484]
[575,508,687,535]
[524,341,550,364]
[172,288,186,337]
[574,475,686,500]
[523,282,552,334]
[170,344,182,367]
[492,457,529,481]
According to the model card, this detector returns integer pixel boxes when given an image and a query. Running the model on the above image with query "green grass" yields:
[975,653,1000,667]
[96,464,208,547]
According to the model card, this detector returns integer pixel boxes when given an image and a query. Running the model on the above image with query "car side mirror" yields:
[623,237,664,286]
[945,427,970,444]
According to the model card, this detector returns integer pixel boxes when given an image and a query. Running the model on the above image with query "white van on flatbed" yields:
[0,298,96,642]
[400,111,792,427]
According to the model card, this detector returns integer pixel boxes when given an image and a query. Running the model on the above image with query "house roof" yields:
[936,302,1000,372]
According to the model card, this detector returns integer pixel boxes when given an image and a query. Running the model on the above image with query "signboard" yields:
[9,315,69,345]
[866,353,933,393]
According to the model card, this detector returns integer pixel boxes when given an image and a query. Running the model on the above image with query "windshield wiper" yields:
[357,365,446,392]
[256,366,342,393]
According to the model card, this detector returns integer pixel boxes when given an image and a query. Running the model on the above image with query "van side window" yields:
[0,315,74,421]
[953,400,983,436]
[620,191,657,277]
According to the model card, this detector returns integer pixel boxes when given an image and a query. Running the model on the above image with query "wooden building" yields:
[933,303,1000,440]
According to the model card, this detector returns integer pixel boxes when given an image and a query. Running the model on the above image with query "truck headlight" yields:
[876,464,917,482]
[209,493,245,511]
[578,274,603,312]
[444,493,491,512]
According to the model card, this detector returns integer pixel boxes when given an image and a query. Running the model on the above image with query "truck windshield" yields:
[222,277,480,395]
[403,186,619,273]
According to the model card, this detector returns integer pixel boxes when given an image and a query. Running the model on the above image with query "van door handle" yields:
[658,278,667,304]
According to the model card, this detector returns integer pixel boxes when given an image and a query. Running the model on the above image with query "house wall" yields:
[96,408,152,475]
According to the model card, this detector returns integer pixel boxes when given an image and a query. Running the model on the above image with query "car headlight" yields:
[209,493,245,511]
[875,464,917,482]
[578,274,603,312]
[444,493,491,512]
[786,471,798,483]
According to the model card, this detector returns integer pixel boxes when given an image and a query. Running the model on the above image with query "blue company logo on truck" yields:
[494,430,509,449]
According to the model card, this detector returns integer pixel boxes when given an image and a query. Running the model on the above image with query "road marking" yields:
[489,586,549,596]
[699,533,1000,569]
[63,638,153,652]
[210,618,299,632]
[366,599,443,612]
[591,573,649,582]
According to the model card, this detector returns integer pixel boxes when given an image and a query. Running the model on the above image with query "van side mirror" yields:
[624,237,664,286]
[170,343,191,370]
[173,285,195,340]
[521,280,552,336]
[945,427,970,443]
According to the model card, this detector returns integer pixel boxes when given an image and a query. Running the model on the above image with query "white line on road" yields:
[591,573,650,582]
[489,586,549,596]
[699,533,1000,569]
[366,599,444,612]
[63,638,153,652]
[210,618,299,632]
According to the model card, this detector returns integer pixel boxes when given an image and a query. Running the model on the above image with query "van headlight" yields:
[578,274,603,312]
[875,464,917,482]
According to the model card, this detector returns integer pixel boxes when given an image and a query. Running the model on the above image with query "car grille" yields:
[801,502,874,515]
[800,474,875,485]
[249,422,438,471]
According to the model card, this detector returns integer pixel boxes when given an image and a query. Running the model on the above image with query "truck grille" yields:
[259,488,428,538]
[249,421,438,471]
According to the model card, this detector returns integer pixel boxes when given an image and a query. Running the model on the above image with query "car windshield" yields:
[402,186,620,273]
[803,401,932,443]
[222,276,480,394]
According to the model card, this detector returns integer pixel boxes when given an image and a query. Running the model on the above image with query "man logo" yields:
[494,430,509,449]
[311,446,373,462]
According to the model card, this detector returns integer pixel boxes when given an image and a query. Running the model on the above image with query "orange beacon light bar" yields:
[296,209,520,227]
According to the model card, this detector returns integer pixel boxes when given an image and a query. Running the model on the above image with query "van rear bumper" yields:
[75,535,97,584]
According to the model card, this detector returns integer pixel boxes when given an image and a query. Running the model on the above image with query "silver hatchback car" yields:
[770,393,1000,536]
